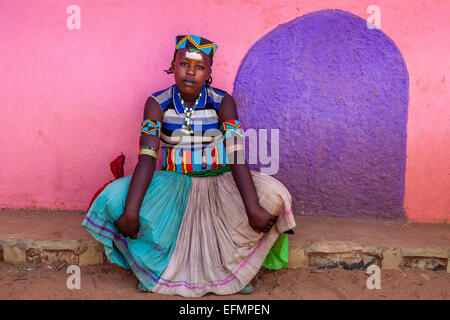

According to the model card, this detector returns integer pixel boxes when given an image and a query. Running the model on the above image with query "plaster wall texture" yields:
[0,0,448,222]
[234,9,409,220]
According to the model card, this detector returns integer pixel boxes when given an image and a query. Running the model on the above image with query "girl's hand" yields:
[247,205,277,233]
[114,212,140,239]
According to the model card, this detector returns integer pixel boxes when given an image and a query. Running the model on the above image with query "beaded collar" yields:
[172,84,207,115]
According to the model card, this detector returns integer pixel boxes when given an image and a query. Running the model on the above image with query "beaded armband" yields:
[221,120,244,139]
[139,145,159,160]
[221,120,244,154]
[140,119,161,137]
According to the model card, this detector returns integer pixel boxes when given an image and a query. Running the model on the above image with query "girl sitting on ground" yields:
[82,35,296,297]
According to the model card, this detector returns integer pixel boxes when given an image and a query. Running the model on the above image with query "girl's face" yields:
[172,48,211,99]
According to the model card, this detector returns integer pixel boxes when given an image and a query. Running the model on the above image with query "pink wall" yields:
[0,0,449,222]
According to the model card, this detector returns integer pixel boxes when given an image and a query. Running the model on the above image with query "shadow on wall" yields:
[233,9,409,221]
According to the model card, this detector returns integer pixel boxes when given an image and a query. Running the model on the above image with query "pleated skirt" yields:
[82,169,296,297]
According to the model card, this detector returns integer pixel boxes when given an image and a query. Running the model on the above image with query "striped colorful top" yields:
[150,84,229,173]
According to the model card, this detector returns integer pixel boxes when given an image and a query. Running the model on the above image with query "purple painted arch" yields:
[233,9,409,220]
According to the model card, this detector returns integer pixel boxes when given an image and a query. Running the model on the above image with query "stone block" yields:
[29,239,81,252]
[306,241,363,254]
[361,245,384,258]
[382,248,402,270]
[3,244,26,264]
[287,246,308,268]
[0,238,82,252]
[401,247,449,259]
[1,239,32,251]
[79,241,104,266]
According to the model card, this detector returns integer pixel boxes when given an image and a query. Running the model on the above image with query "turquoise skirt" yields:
[82,171,191,290]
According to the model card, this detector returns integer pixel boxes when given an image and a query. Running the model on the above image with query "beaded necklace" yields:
[178,91,202,134]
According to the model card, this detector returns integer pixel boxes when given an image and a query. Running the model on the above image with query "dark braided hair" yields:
[164,50,213,85]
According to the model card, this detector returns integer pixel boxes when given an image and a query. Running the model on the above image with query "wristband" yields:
[139,145,158,160]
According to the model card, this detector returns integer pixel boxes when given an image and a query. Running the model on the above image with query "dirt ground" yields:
[0,261,448,300]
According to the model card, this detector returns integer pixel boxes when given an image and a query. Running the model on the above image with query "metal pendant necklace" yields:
[178,91,202,134]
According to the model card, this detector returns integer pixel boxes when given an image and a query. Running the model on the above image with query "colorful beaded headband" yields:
[175,35,218,64]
